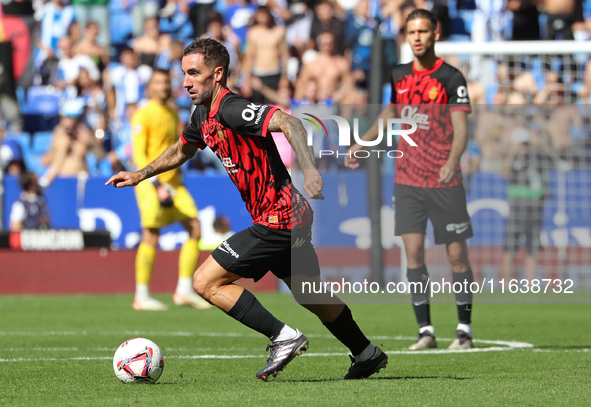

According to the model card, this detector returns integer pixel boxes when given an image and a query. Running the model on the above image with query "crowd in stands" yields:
[1,0,591,184]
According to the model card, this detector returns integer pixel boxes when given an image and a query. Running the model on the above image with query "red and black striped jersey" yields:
[390,58,471,188]
[181,89,313,230]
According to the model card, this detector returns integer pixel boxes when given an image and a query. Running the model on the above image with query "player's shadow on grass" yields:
[284,375,473,383]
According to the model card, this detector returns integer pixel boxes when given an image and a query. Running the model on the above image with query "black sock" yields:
[323,306,370,356]
[407,265,431,328]
[453,268,473,325]
[226,290,285,340]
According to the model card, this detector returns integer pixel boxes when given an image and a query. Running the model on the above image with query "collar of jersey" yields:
[412,58,443,76]
[208,88,231,118]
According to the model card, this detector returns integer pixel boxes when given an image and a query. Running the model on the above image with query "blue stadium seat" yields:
[26,86,60,116]
[5,132,31,154]
[25,153,48,177]
[31,131,54,155]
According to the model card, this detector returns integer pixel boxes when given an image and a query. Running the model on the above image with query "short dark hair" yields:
[19,171,37,191]
[183,38,230,82]
[406,8,438,31]
[208,11,224,25]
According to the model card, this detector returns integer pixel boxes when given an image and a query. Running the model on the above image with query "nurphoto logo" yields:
[300,112,418,159]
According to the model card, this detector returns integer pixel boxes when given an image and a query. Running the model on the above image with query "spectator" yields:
[128,0,160,38]
[507,0,541,41]
[9,171,50,231]
[131,17,169,67]
[104,47,152,119]
[533,74,582,155]
[1,139,27,175]
[224,0,257,50]
[155,39,190,105]
[310,1,346,55]
[53,36,100,92]
[76,67,108,138]
[189,0,217,38]
[34,0,76,74]
[344,0,377,88]
[157,0,193,41]
[71,0,110,47]
[294,31,353,102]
[285,0,314,56]
[73,21,110,71]
[502,127,549,283]
[200,12,241,88]
[107,102,137,172]
[39,98,105,187]
[241,6,289,103]
[543,0,581,40]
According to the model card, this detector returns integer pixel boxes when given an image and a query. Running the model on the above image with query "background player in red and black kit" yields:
[106,38,388,380]
[345,9,475,350]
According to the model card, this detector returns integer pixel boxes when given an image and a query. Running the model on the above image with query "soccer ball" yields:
[113,338,164,384]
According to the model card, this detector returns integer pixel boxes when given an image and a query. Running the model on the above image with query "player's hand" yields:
[105,171,143,188]
[303,168,325,200]
[156,184,175,208]
[344,144,365,169]
[438,161,457,185]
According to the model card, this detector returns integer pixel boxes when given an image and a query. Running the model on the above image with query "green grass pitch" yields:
[1,294,590,406]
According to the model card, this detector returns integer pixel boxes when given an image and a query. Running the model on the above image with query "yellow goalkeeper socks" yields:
[136,242,156,286]
[177,239,199,295]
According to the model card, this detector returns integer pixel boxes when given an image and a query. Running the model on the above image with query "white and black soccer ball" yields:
[113,338,164,384]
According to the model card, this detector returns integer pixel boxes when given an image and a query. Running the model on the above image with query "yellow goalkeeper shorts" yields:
[135,182,198,229]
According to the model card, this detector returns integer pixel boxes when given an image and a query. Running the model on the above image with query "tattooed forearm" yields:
[269,111,316,170]
[138,140,196,181]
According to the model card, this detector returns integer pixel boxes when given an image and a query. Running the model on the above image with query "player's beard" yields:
[191,86,214,106]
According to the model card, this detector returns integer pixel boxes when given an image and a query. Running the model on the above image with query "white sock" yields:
[420,325,435,336]
[354,343,377,363]
[135,284,150,301]
[274,324,297,342]
[176,277,194,296]
[457,323,472,337]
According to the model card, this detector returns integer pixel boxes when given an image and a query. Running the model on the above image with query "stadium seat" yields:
[5,132,31,154]
[25,86,60,116]
[31,131,54,155]
[24,153,48,177]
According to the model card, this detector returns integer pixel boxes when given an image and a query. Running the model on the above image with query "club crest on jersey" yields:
[268,215,278,223]
[216,125,225,141]
[428,87,438,101]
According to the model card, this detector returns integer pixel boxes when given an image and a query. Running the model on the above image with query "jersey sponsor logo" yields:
[219,240,239,258]
[254,105,267,125]
[456,86,469,103]
[216,152,238,174]
[241,103,263,122]
[400,106,429,130]
[268,215,278,223]
[446,221,471,234]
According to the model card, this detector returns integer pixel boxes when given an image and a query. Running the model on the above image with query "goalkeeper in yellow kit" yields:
[131,68,211,311]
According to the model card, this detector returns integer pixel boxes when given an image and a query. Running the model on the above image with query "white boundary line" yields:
[0,331,536,363]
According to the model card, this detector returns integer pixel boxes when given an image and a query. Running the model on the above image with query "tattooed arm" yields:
[105,139,198,188]
[268,110,324,200]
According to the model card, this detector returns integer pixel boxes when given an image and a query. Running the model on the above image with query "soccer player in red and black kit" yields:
[106,38,388,379]
[346,9,475,350]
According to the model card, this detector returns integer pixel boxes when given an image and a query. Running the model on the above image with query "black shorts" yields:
[504,200,542,255]
[393,183,473,244]
[211,223,321,282]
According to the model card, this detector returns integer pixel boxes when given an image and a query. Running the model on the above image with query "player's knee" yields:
[447,244,468,270]
[192,269,211,298]
[405,244,425,264]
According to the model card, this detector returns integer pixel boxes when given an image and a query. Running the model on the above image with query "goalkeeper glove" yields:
[151,178,175,208]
